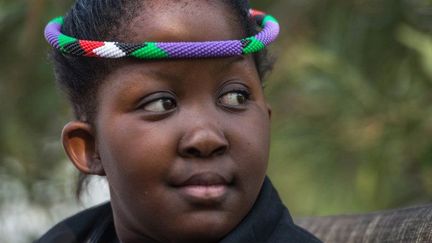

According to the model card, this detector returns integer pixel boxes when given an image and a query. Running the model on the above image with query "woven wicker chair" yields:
[296,204,432,243]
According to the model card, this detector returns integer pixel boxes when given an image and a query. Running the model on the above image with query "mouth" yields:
[172,172,232,204]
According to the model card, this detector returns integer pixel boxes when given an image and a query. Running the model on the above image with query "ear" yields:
[266,103,272,120]
[62,121,105,175]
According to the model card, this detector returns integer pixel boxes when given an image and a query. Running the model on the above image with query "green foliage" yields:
[0,0,72,206]
[263,0,432,215]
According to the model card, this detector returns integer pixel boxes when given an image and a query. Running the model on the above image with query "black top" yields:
[36,178,322,243]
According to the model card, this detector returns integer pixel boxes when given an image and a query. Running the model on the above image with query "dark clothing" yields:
[36,178,322,243]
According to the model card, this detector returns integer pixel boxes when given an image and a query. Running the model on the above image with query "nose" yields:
[178,126,229,158]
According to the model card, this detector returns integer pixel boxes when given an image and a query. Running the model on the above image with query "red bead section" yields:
[250,9,265,18]
[79,40,105,57]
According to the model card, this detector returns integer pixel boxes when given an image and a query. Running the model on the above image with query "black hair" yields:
[51,0,274,199]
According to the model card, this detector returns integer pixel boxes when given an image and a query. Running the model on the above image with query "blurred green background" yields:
[1,0,432,242]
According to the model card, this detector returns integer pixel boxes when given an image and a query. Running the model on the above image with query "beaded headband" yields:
[44,9,279,59]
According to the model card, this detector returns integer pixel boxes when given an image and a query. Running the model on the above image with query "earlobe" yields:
[62,121,105,176]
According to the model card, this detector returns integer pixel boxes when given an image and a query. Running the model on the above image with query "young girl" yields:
[38,0,322,242]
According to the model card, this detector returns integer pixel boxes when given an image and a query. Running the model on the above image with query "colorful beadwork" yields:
[44,9,279,59]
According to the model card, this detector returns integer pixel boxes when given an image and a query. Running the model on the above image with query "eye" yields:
[219,90,250,107]
[142,98,177,112]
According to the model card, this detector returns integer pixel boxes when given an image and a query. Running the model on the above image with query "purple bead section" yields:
[43,10,281,58]
[158,40,243,58]
[255,21,280,46]
[44,22,61,49]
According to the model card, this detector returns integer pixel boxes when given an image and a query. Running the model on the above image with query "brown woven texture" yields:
[296,204,432,243]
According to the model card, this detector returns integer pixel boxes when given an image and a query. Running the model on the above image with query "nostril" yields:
[183,145,227,158]
[212,145,227,156]
[179,130,229,158]
[186,147,202,157]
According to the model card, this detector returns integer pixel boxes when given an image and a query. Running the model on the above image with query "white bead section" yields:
[93,42,126,58]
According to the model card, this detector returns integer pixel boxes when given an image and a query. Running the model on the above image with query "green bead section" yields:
[58,34,77,51]
[51,16,64,25]
[262,15,278,27]
[131,42,168,59]
[242,37,265,54]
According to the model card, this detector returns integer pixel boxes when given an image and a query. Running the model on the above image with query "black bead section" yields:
[254,15,265,26]
[116,43,147,55]
[63,42,85,56]
[241,39,252,48]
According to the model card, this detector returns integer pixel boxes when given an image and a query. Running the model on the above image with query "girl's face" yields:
[83,1,269,242]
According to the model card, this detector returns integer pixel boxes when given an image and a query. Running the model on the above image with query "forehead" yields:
[123,0,244,43]
[99,0,256,92]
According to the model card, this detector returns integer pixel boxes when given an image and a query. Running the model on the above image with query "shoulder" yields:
[35,202,113,243]
[269,208,323,243]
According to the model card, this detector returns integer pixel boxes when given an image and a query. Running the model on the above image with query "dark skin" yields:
[62,1,271,242]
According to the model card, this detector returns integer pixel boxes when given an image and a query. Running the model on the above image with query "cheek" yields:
[96,116,177,194]
[228,106,271,181]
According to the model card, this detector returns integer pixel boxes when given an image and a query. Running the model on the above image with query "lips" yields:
[179,172,230,187]
[172,172,232,203]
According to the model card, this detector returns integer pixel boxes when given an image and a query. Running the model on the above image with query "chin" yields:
[169,212,234,243]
